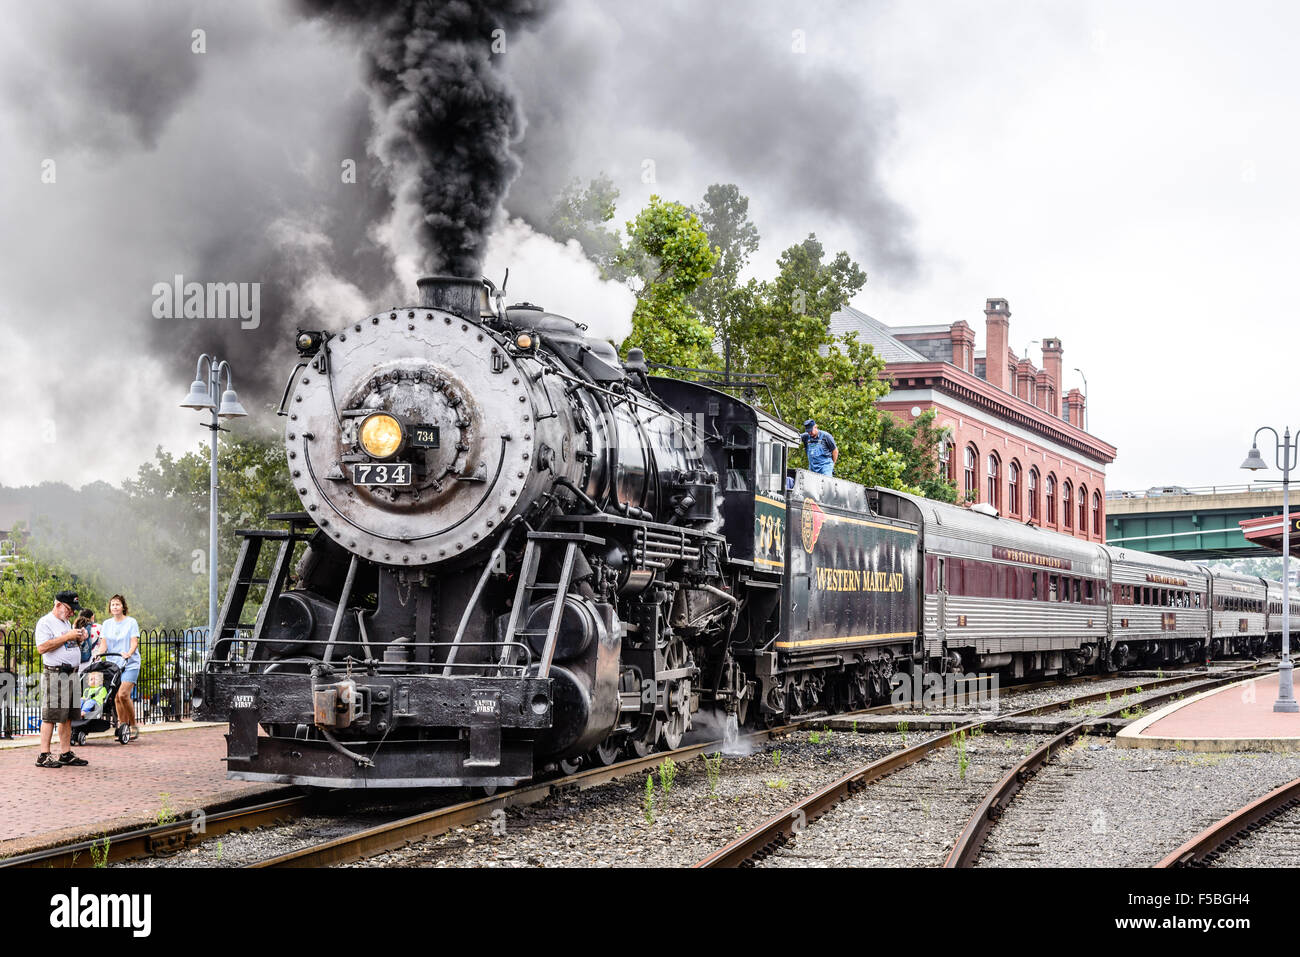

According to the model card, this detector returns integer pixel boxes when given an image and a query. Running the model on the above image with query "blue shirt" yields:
[100,616,141,666]
[802,430,837,471]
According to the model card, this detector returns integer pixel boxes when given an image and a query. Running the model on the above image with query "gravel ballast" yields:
[978,742,1300,867]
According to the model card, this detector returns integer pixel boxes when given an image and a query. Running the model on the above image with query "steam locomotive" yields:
[194,276,1292,789]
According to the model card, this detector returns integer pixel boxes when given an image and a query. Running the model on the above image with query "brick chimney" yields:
[1016,358,1035,403]
[983,299,1011,392]
[1034,369,1051,411]
[1064,388,1086,429]
[1040,337,1063,417]
[949,320,976,373]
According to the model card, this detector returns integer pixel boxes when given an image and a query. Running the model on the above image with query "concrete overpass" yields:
[1105,486,1287,559]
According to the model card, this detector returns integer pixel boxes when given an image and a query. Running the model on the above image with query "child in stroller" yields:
[72,653,132,745]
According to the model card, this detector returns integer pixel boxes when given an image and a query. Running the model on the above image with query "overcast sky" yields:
[0,0,1291,493]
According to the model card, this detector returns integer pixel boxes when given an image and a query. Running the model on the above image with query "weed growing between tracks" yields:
[703,752,724,798]
[90,835,110,868]
[155,793,178,827]
[658,757,678,794]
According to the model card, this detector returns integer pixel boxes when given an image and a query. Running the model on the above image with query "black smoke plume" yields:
[297,0,551,275]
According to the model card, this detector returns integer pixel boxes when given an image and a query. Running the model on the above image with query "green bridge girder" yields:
[1104,489,1287,559]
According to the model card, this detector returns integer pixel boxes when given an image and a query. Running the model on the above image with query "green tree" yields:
[544,174,628,281]
[0,546,107,640]
[122,433,298,625]
[618,195,719,369]
[722,235,937,493]
[878,410,959,503]
[691,184,760,377]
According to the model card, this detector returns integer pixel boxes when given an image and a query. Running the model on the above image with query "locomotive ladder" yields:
[497,532,596,677]
[210,513,315,665]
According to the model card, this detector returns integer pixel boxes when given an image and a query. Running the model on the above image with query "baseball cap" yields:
[803,419,816,430]
[55,590,82,611]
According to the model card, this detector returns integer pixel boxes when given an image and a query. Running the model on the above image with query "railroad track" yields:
[0,792,311,869]
[3,663,1259,869]
[694,665,1268,868]
[943,667,1269,867]
[1156,774,1300,868]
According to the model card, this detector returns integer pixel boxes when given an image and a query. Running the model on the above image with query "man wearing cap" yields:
[33,591,90,768]
[801,420,839,476]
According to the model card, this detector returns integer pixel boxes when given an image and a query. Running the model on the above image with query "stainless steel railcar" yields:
[1105,546,1210,667]
[874,488,1109,678]
[1204,565,1267,657]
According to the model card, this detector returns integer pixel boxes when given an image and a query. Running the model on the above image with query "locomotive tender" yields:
[195,276,1293,789]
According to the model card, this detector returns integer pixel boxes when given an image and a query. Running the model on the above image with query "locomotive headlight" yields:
[515,333,532,350]
[358,412,405,459]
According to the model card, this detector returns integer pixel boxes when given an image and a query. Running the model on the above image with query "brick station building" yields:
[830,297,1117,542]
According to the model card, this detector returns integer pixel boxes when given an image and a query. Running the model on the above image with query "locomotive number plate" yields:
[352,463,412,486]
[409,424,440,448]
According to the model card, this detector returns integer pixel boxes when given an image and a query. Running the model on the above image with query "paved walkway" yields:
[0,723,282,856]
[1118,674,1300,751]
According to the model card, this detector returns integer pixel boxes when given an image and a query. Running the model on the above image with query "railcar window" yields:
[937,558,945,591]
[1049,575,1058,602]
[1085,580,1094,602]
[1073,578,1081,603]
[755,437,786,494]
[1031,571,1038,599]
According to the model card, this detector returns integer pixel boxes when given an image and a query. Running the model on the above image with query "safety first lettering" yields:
[813,566,905,592]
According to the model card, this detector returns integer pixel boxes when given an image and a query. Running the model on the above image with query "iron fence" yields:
[0,626,208,738]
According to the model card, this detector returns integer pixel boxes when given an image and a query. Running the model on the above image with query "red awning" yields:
[1240,511,1300,557]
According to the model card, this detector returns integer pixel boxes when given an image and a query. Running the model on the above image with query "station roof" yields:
[1239,511,1300,557]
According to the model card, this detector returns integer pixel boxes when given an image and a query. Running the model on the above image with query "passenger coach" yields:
[873,488,1109,679]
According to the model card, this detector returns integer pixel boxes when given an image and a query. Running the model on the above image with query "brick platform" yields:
[1117,674,1300,752]
[0,723,283,856]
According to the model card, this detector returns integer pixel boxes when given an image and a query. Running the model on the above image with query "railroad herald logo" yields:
[801,498,825,552]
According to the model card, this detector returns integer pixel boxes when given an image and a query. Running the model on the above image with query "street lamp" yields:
[1073,367,1088,431]
[1241,427,1298,713]
[180,356,247,644]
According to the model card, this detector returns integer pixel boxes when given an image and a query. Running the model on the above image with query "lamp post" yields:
[1073,367,1088,431]
[180,356,248,643]
[1241,428,1298,713]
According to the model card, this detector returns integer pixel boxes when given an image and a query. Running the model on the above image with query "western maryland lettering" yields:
[991,545,1073,570]
[813,565,905,593]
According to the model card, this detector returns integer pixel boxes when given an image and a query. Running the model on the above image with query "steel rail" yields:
[1,792,308,869]
[248,664,1178,867]
[944,667,1271,868]
[249,723,812,868]
[695,666,1265,868]
[1156,774,1300,868]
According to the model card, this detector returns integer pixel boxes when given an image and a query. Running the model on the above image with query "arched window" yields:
[939,440,955,484]
[964,445,978,500]
[1046,474,1057,525]
[1028,468,1040,521]
[1092,491,1102,535]
[987,453,1000,510]
[1078,484,1089,533]
[1062,481,1073,529]
[1008,461,1021,516]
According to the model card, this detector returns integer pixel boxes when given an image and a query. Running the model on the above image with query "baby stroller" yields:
[71,653,132,746]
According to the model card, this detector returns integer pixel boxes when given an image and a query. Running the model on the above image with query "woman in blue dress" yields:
[94,594,141,740]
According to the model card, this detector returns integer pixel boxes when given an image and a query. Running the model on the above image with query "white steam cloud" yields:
[483,218,634,343]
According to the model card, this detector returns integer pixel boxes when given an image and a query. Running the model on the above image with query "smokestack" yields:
[417,276,487,321]
[983,299,1010,392]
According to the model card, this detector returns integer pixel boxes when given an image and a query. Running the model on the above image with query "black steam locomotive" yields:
[194,276,1287,789]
